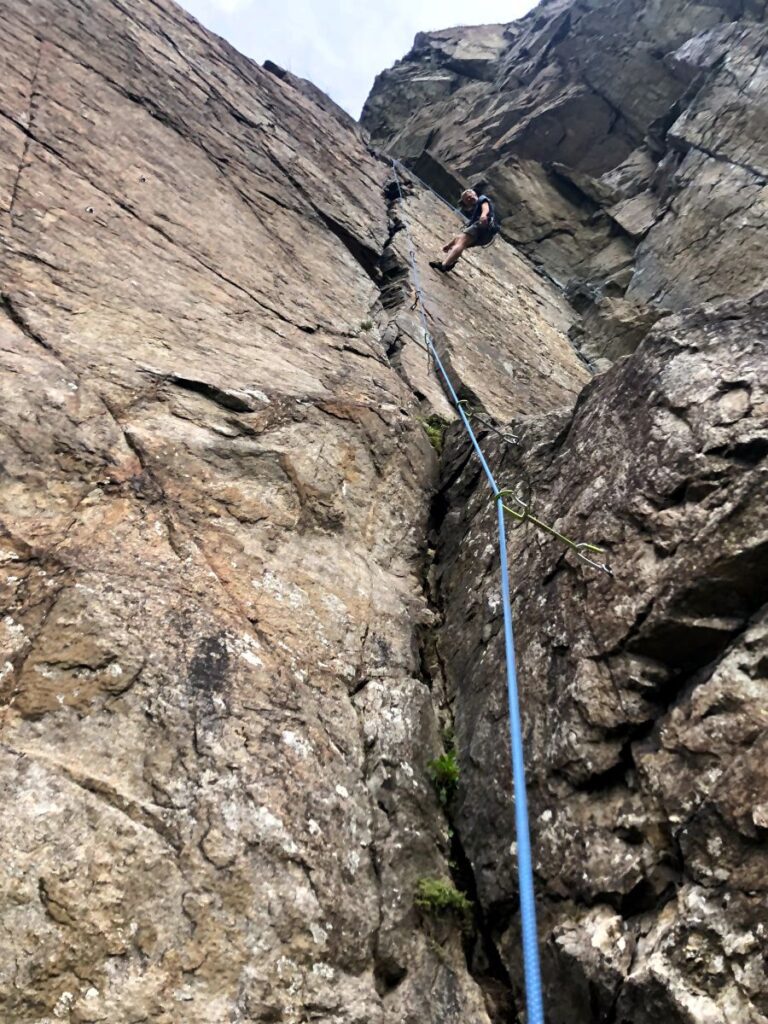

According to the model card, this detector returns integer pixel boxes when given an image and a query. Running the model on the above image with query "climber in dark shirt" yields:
[430,189,498,273]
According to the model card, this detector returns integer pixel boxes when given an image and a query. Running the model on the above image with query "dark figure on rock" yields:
[430,189,498,273]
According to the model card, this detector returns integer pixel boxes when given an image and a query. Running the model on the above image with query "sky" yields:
[178,0,534,118]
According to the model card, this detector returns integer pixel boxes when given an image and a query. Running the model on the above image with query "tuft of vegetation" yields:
[420,414,448,454]
[427,750,460,806]
[359,319,374,332]
[414,877,473,929]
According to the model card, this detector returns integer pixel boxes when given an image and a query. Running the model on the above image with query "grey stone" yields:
[434,292,768,1023]
[0,1,587,1020]
[365,0,768,352]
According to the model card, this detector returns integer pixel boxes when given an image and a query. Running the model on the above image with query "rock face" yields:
[0,1,586,1021]
[363,0,768,366]
[436,293,768,1023]
[1,1,765,1023]
[364,1,767,1020]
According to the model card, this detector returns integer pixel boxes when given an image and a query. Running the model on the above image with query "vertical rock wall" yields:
[433,293,767,1023]
[365,1,767,1020]
[0,1,589,1020]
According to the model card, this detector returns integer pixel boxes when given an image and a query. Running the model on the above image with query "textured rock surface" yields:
[2,0,766,1021]
[0,1,586,1021]
[435,293,767,1022]
[366,2,768,1019]
[363,0,768,366]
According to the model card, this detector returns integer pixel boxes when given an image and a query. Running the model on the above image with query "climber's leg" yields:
[442,231,475,269]
[430,232,474,272]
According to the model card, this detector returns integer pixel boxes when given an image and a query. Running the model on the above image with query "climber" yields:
[429,188,498,273]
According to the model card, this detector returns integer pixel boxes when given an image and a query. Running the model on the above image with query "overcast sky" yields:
[178,0,534,118]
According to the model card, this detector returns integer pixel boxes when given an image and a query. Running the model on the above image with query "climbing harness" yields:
[391,159,612,1024]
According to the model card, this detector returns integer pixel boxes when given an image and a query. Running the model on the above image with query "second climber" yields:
[429,188,499,273]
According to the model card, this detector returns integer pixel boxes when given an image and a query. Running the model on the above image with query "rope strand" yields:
[390,159,546,1024]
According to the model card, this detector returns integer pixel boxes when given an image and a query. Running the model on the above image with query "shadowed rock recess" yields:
[0,2,764,1024]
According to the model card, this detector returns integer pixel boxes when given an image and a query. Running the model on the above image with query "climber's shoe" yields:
[429,260,452,273]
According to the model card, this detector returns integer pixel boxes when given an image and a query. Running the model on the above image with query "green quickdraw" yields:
[494,489,613,575]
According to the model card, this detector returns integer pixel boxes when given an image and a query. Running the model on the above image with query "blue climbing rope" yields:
[391,160,545,1024]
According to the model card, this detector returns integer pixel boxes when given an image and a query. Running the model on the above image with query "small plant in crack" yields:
[414,877,473,930]
[420,413,448,454]
[359,319,375,332]
[427,750,460,807]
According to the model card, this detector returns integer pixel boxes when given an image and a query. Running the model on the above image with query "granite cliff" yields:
[365,1,767,1021]
[0,0,765,1022]
[363,0,768,367]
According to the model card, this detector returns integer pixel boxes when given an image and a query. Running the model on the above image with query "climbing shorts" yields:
[463,222,495,246]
